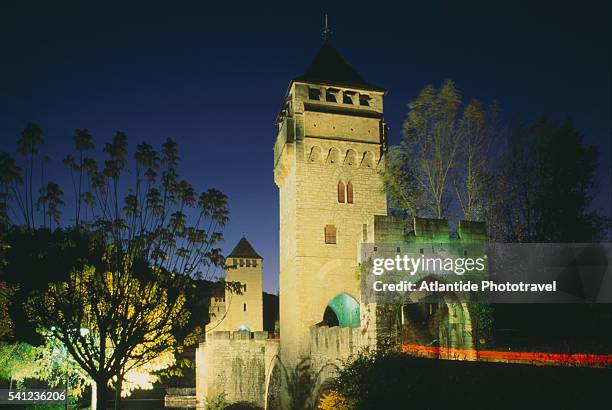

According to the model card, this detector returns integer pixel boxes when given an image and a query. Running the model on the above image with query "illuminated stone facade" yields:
[195,39,478,409]
[205,237,264,334]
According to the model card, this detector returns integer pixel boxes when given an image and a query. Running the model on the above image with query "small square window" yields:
[343,92,354,104]
[308,87,321,100]
[324,224,337,244]
[359,94,370,106]
[325,89,338,103]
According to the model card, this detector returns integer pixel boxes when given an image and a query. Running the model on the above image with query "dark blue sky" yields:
[1,1,610,293]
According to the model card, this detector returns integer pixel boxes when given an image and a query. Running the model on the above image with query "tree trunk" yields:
[114,376,123,410]
[95,379,109,410]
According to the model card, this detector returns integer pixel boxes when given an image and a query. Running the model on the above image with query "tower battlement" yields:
[368,215,487,244]
[207,330,269,341]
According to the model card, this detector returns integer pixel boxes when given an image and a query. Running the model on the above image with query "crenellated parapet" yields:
[366,215,487,245]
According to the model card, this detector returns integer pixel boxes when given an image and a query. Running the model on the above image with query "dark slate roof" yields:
[227,237,262,259]
[293,41,385,92]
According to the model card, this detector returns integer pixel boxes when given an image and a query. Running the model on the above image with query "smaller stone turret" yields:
[205,237,264,333]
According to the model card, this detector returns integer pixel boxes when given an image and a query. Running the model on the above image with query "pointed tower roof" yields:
[293,41,385,92]
[227,237,262,259]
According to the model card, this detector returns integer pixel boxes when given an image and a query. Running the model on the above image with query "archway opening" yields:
[322,293,360,328]
[401,300,448,346]
[322,306,339,327]
[401,278,473,351]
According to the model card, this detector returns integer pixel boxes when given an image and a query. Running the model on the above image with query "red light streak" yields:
[401,344,612,367]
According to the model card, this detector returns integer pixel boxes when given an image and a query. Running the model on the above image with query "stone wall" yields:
[196,331,268,408]
[308,325,367,406]
[274,79,388,369]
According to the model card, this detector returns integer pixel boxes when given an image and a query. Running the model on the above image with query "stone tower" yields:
[273,38,388,364]
[206,237,264,333]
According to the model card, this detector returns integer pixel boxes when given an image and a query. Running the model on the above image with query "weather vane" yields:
[322,13,332,41]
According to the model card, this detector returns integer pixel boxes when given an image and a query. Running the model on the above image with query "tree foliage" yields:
[1,123,230,408]
[0,225,17,340]
[0,342,38,384]
[487,116,608,242]
[383,80,496,220]
[25,262,190,407]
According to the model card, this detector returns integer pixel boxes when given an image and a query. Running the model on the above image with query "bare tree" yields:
[452,100,498,221]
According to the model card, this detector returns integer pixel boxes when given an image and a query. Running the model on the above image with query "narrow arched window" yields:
[338,182,345,203]
[347,182,354,204]
[243,303,247,312]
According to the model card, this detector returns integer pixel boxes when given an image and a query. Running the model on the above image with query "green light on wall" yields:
[327,293,360,328]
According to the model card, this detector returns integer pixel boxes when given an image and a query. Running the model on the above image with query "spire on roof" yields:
[227,237,262,259]
[322,13,332,42]
[293,40,385,92]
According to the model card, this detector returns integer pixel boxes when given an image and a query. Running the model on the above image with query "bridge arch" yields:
[311,362,342,409]
[401,275,474,355]
[264,354,286,410]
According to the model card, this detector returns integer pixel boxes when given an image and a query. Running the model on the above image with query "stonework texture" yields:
[195,62,480,408]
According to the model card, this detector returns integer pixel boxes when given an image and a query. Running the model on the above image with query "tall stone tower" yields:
[206,237,264,333]
[273,37,388,364]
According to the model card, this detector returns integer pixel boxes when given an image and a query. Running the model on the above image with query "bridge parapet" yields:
[309,325,365,360]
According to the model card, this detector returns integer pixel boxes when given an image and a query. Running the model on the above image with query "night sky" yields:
[1,1,610,293]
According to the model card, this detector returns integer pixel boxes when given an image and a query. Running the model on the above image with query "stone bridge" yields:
[196,325,366,409]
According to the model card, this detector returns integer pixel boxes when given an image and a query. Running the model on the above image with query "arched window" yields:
[346,182,354,204]
[361,151,374,168]
[309,146,322,163]
[337,182,345,203]
[326,147,339,164]
[243,303,247,312]
[344,149,357,166]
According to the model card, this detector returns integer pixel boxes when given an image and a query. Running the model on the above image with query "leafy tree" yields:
[383,81,496,220]
[489,117,608,242]
[15,122,45,229]
[36,182,65,230]
[121,349,175,397]
[0,342,38,387]
[0,152,23,225]
[0,225,17,340]
[26,262,190,408]
[318,390,350,410]
[3,226,100,344]
[452,100,497,221]
[34,336,91,403]
[1,123,64,230]
[0,124,230,408]
[0,281,15,339]
[62,129,95,227]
